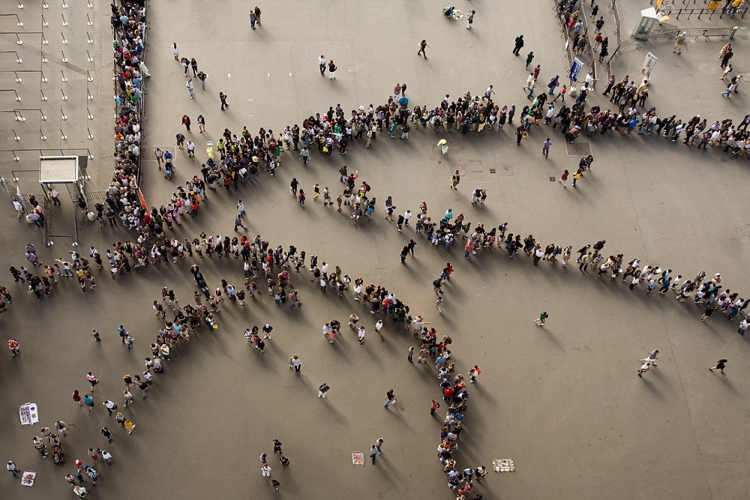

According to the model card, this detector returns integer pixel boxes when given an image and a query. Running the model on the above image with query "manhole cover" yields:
[549,177,556,181]
[348,65,360,73]
[565,141,591,156]
[501,166,515,176]
[489,169,496,174]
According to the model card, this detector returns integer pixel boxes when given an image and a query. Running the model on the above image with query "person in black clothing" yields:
[513,35,524,55]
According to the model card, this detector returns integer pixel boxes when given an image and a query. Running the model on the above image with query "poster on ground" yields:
[19,402,39,425]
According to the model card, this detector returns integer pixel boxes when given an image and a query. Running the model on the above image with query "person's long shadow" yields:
[319,397,350,427]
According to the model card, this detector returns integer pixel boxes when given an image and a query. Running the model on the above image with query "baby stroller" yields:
[52,444,64,465]
[164,161,174,180]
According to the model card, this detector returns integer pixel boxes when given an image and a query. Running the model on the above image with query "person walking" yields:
[318,382,330,399]
[48,187,61,206]
[466,10,475,29]
[33,436,47,458]
[637,360,651,377]
[220,92,229,111]
[641,349,659,367]
[673,31,686,54]
[534,311,549,326]
[171,42,180,61]
[721,49,733,69]
[272,439,282,454]
[249,9,257,29]
[261,465,272,477]
[469,365,482,383]
[417,39,429,59]
[101,427,113,443]
[525,51,535,69]
[709,359,728,373]
[186,79,194,99]
[7,338,19,356]
[234,214,248,232]
[558,169,569,187]
[435,296,444,314]
[6,460,19,479]
[374,438,384,454]
[451,170,461,190]
[290,355,301,372]
[328,60,337,80]
[318,55,326,75]
[102,400,117,416]
[182,115,191,132]
[400,245,409,264]
[513,34,524,56]
[430,399,441,415]
[383,389,396,408]
[542,138,552,158]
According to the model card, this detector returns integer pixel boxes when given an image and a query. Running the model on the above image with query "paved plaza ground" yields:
[2,0,750,499]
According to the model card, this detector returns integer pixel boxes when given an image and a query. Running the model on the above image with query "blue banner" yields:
[569,58,583,82]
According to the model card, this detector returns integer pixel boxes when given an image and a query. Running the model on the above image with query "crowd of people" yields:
[6,0,750,497]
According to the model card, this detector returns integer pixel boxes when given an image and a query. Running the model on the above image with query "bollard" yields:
[730,26,738,39]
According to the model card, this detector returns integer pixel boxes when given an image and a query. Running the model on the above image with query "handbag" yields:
[322,146,329,153]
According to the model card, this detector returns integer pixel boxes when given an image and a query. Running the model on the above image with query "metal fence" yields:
[650,0,748,20]
[649,25,736,40]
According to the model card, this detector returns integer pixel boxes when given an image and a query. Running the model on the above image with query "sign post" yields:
[641,52,658,77]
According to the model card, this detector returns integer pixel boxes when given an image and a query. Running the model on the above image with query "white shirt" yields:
[319,56,326,66]
[171,44,180,56]
[404,212,412,221]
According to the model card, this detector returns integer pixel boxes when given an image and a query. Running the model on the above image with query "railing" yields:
[650,0,748,20]
[648,25,736,40]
